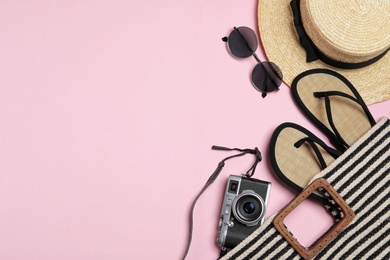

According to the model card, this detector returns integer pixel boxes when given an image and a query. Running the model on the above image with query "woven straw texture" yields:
[300,0,389,63]
[257,0,390,105]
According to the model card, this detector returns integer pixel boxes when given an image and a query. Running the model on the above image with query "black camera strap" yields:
[182,145,262,260]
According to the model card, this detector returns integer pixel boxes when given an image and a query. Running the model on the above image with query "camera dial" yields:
[232,190,265,226]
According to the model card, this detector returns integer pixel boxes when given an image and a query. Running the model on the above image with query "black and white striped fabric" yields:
[221,117,390,260]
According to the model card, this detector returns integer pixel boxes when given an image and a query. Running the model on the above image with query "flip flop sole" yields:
[292,69,375,151]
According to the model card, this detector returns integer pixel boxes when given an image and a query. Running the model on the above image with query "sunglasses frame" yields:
[223,26,283,98]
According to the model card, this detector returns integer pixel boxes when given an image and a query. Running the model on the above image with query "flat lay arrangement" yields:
[185,0,389,259]
[1,0,389,259]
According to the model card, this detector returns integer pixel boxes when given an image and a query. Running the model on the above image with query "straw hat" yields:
[257,0,390,105]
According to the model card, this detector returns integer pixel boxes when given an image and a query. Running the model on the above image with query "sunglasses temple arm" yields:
[264,65,280,96]
[251,52,270,97]
[252,53,269,97]
[234,27,258,55]
[259,70,268,98]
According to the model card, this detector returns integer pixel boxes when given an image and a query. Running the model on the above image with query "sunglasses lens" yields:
[251,62,283,93]
[228,27,258,58]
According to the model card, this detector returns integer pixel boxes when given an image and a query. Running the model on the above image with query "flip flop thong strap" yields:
[314,90,376,149]
[294,137,330,170]
[295,136,342,160]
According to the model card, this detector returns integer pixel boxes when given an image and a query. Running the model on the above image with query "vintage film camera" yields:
[217,174,271,250]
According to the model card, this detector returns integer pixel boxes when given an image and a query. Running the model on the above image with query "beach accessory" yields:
[220,117,390,259]
[182,145,262,259]
[257,0,390,104]
[222,26,283,98]
[269,122,342,204]
[291,69,376,152]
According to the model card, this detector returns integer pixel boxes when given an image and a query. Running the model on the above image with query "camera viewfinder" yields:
[228,180,239,193]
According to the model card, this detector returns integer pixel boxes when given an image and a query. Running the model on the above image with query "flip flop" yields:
[269,122,342,204]
[291,69,376,152]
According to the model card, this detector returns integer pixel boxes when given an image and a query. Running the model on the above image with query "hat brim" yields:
[257,0,390,105]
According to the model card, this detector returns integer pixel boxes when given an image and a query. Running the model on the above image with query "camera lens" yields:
[243,202,256,214]
[237,197,262,221]
[232,190,265,226]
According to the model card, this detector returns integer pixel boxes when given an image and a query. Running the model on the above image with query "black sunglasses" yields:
[222,26,283,98]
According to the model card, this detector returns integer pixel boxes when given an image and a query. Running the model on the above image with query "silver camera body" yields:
[217,174,271,249]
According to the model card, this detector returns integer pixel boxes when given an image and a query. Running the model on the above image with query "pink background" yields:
[0,1,388,259]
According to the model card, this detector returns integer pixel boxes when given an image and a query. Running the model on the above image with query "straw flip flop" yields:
[291,69,376,152]
[269,122,342,204]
